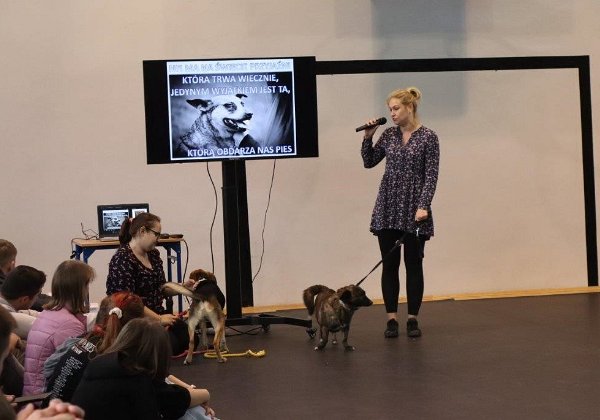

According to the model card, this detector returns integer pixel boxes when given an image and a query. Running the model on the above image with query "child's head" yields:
[1,265,46,310]
[93,291,145,353]
[0,239,17,275]
[45,260,95,314]
[107,317,171,380]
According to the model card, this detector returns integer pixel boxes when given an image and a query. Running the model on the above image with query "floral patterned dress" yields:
[106,244,167,313]
[361,125,440,238]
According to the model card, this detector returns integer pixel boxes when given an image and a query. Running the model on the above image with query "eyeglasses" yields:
[146,227,161,238]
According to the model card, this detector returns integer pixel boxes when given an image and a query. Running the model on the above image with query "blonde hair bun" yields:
[407,87,422,101]
[386,87,422,117]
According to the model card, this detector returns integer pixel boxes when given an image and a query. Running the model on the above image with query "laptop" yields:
[97,203,150,241]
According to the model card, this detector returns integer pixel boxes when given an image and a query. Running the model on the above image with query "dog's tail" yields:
[189,269,217,283]
[162,282,199,299]
[302,285,330,316]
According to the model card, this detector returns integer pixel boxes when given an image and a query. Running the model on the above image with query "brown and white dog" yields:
[162,269,228,363]
[303,284,373,351]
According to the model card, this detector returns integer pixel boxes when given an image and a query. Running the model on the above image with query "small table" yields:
[71,238,184,311]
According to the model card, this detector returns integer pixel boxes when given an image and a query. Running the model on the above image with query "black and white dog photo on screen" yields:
[174,94,259,156]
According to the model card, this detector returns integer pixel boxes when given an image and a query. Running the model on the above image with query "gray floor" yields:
[170,293,600,420]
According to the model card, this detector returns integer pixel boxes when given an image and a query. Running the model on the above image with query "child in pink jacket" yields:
[23,260,94,395]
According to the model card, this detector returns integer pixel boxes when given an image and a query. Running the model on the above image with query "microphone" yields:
[355,117,387,132]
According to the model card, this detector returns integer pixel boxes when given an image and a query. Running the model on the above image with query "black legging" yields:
[377,229,426,315]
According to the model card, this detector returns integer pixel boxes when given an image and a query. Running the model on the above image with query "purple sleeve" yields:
[417,132,440,209]
[361,133,387,168]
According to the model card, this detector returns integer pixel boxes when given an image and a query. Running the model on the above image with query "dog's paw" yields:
[306,328,316,339]
[344,345,356,352]
[183,358,193,365]
[332,338,338,345]
[217,357,227,363]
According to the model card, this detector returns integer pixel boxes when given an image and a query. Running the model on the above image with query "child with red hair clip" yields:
[71,318,217,420]
[43,291,145,403]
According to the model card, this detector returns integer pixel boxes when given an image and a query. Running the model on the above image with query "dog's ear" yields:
[339,289,352,304]
[186,99,212,110]
[189,269,203,281]
[235,94,247,99]
[189,269,216,282]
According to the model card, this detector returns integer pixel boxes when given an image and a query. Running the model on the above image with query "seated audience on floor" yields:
[0,266,46,396]
[71,317,217,420]
[43,291,144,404]
[0,239,51,312]
[0,266,46,340]
[0,305,85,420]
[23,260,94,396]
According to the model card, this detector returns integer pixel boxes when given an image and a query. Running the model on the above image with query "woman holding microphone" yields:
[361,87,440,338]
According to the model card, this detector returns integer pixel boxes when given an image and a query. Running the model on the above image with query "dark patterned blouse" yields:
[106,245,167,313]
[361,125,440,237]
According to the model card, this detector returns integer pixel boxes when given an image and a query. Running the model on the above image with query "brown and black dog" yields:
[303,284,372,351]
[162,269,228,363]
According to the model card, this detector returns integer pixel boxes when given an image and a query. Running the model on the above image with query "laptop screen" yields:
[97,203,150,238]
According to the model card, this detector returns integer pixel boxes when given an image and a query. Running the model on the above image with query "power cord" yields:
[69,223,100,258]
[206,162,218,273]
[80,222,99,240]
[201,159,276,336]
[224,326,264,336]
[181,239,190,280]
[252,159,276,283]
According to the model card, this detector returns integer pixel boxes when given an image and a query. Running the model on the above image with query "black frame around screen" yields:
[314,56,596,286]
[143,56,318,164]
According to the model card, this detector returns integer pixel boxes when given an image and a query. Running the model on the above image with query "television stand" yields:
[220,160,311,330]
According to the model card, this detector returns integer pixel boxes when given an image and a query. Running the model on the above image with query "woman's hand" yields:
[144,306,177,326]
[415,208,429,222]
[183,278,197,290]
[201,403,216,418]
[9,332,21,351]
[159,313,177,326]
[5,394,16,408]
[363,118,380,140]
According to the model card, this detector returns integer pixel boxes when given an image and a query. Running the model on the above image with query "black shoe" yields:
[407,318,421,338]
[384,319,399,338]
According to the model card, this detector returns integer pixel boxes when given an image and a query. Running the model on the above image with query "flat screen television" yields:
[143,56,318,163]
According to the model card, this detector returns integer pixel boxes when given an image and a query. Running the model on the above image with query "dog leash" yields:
[203,349,266,359]
[168,310,266,360]
[355,222,426,287]
[356,221,429,287]
[171,348,266,360]
[171,348,210,359]
[356,234,406,287]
